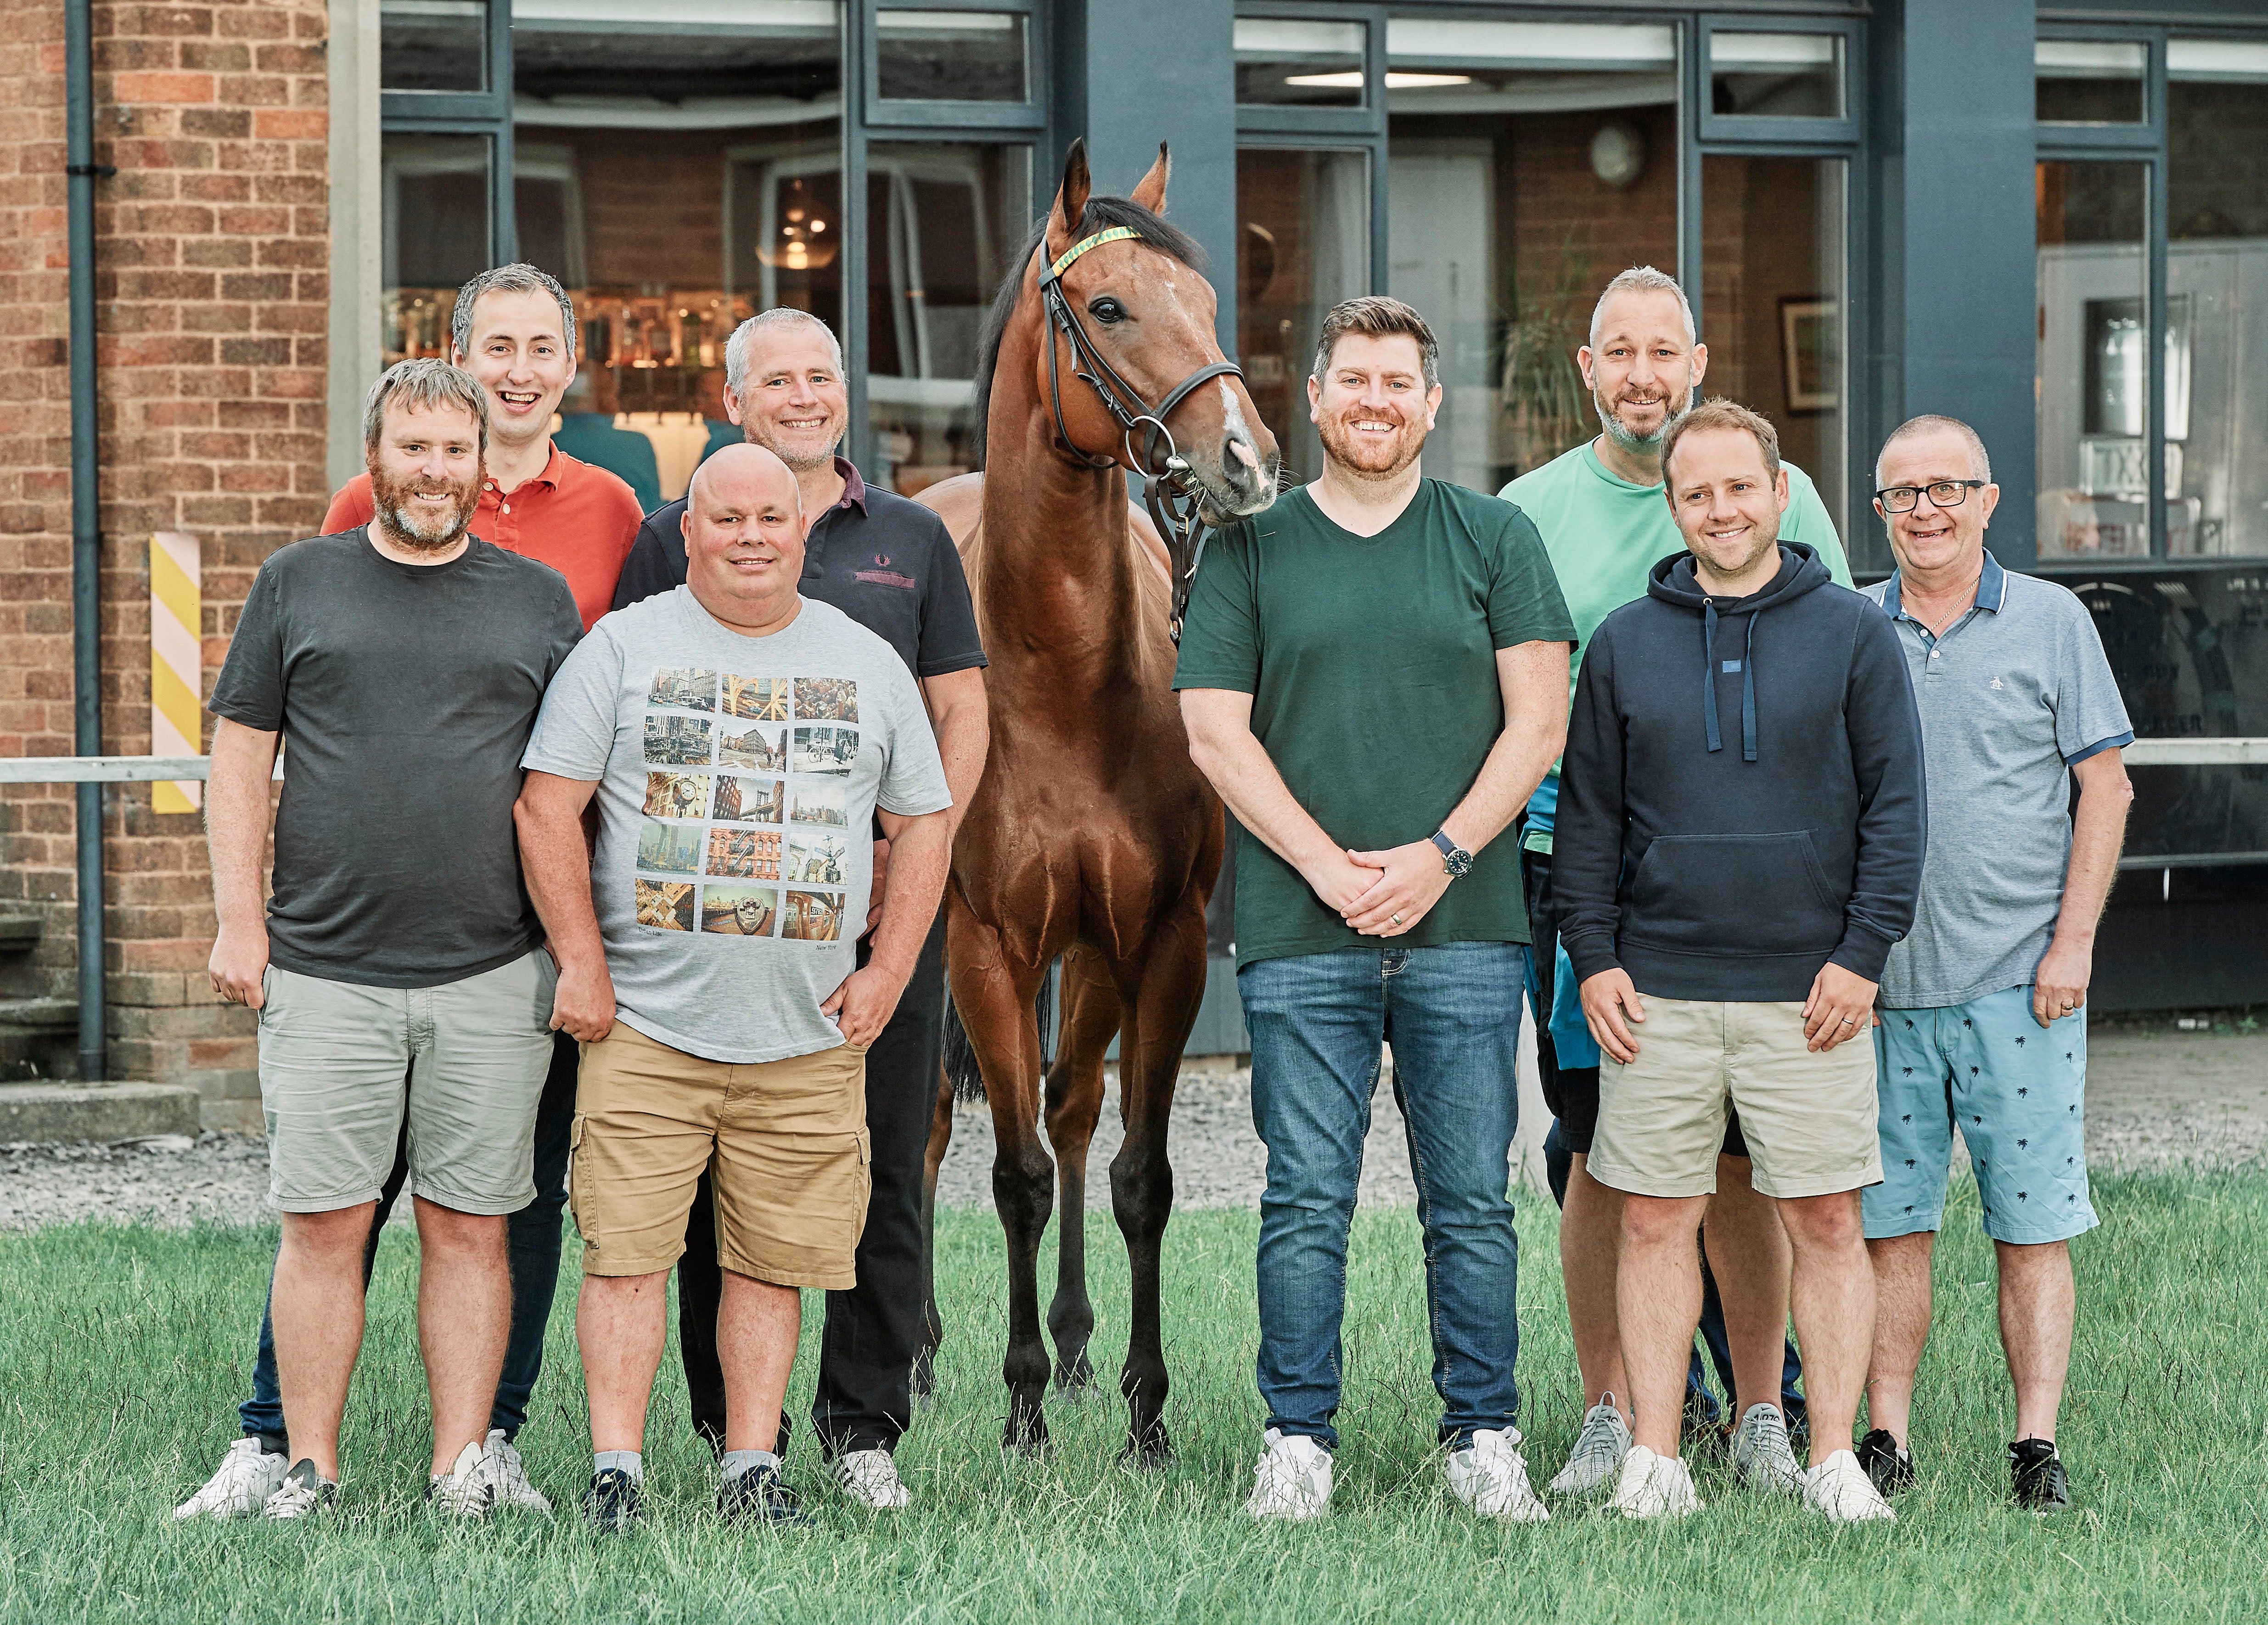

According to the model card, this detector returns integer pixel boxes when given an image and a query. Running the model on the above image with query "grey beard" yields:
[380,504,472,552]
[1593,371,1695,454]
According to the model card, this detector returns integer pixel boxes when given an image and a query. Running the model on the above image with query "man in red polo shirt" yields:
[320,264,641,630]
[176,265,641,1524]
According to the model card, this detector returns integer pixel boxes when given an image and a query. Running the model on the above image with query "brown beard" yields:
[1316,408,1426,481]
[370,464,481,552]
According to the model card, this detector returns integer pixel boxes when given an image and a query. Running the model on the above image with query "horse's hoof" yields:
[1053,1355,1098,1397]
[1002,1404,1050,1458]
[1118,1435,1176,1473]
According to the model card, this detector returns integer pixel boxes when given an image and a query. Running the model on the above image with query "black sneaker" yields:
[2010,1438,2072,1514]
[718,1463,814,1528]
[1855,1428,1914,1496]
[583,1467,642,1533]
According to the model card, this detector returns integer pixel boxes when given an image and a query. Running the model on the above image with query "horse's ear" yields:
[1053,138,1092,241]
[1130,142,1170,213]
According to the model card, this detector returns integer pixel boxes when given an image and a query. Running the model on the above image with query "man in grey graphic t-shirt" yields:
[516,445,952,1529]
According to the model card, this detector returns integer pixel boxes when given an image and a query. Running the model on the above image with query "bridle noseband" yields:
[1036,225,1246,644]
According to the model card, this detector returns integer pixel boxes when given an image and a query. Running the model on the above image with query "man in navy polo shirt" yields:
[612,309,988,1509]
[1855,415,2133,1514]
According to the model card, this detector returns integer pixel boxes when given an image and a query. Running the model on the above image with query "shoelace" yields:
[1740,1410,1792,1468]
[268,1478,326,1515]
[841,1455,902,1496]
[1568,1409,1627,1470]
[1255,1446,1321,1499]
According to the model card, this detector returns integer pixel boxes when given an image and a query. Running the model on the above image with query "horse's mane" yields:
[969,195,1206,471]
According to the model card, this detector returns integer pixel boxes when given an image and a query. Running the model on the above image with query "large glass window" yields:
[863,142,1028,495]
[382,0,488,93]
[1698,156,1848,524]
[381,133,492,365]
[2167,38,2268,556]
[1384,17,1680,493]
[1236,148,1368,487]
[2036,39,2146,125]
[502,0,842,504]
[1709,31,1842,120]
[2036,161,2153,559]
[876,10,1027,103]
[1235,18,1365,108]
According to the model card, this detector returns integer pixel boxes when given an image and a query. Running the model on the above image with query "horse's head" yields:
[1028,141,1279,523]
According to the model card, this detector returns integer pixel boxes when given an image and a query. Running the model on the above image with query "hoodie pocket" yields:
[1625,832,1843,958]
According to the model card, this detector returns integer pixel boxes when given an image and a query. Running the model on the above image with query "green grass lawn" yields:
[1,1172,2263,1624]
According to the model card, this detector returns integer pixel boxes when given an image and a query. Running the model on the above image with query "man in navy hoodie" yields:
[1555,398,1925,1524]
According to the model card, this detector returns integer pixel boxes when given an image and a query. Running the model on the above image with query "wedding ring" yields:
[1390,914,1403,926]
[1839,1017,1856,1025]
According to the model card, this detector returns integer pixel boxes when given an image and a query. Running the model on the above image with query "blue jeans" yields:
[1242,941,1526,1451]
[238,1030,578,1450]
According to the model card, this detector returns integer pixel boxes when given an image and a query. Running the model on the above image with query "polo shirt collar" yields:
[835,456,868,513]
[528,443,565,489]
[1881,548,2005,622]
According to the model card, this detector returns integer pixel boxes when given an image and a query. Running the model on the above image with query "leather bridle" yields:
[1035,225,1245,644]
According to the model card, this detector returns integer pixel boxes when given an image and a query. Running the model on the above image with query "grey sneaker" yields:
[174,1438,289,1521]
[1547,1394,1632,1495]
[483,1431,553,1515]
[1729,1403,1801,1495]
[262,1459,337,1520]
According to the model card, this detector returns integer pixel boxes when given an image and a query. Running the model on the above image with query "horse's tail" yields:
[942,961,1056,1104]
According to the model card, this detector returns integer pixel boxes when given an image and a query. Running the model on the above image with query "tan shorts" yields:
[1589,996,1882,1200]
[571,1020,871,1287]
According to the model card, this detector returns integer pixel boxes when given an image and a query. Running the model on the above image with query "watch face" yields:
[1448,850,1474,877]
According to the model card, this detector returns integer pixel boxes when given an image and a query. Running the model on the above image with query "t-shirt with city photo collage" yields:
[523,586,951,1064]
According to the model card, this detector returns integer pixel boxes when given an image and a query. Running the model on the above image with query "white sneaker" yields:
[261,1459,337,1520]
[174,1437,289,1521]
[1547,1394,1632,1495]
[1799,1449,1897,1523]
[483,1430,552,1515]
[1445,1427,1550,1522]
[1729,1403,1801,1495]
[426,1438,497,1519]
[1243,1428,1333,1521]
[1608,1444,1703,1519]
[833,1448,912,1509]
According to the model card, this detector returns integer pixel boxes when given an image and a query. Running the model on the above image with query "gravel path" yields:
[4,1030,2264,1232]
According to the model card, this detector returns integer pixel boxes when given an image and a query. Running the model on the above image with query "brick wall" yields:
[0,0,330,1125]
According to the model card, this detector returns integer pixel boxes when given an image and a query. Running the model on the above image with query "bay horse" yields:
[915,140,1279,1461]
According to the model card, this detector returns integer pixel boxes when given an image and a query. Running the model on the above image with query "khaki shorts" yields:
[1589,996,1882,1200]
[571,1020,871,1287]
[258,951,557,1215]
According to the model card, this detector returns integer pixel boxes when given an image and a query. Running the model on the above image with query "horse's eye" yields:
[1089,298,1126,325]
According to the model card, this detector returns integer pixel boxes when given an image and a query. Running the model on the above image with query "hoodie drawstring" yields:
[1701,602,1760,762]
[1740,613,1758,763]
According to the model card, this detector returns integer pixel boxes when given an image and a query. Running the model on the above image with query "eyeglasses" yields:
[1875,479,1987,513]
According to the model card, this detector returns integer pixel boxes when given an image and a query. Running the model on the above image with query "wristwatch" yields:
[1431,829,1474,879]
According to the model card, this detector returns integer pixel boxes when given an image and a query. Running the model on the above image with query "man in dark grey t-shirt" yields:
[199,360,581,1521]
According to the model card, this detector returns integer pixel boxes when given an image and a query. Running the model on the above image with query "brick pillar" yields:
[0,0,331,1126]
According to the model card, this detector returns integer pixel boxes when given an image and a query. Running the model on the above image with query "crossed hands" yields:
[1302,840,1453,938]
[1581,962,1881,1064]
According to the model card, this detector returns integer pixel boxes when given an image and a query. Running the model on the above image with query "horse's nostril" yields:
[1227,439,1261,474]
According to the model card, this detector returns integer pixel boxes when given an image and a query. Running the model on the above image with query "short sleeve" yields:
[876,661,953,815]
[521,624,627,782]
[321,478,375,537]
[2052,593,2134,765]
[535,573,584,684]
[1170,523,1262,693]
[915,520,988,676]
[208,562,287,731]
[1783,467,1855,587]
[1486,506,1578,650]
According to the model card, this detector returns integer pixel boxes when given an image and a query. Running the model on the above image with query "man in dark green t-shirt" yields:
[1176,296,1575,1524]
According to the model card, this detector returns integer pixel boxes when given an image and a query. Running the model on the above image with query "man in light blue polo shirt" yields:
[1855,415,2133,1516]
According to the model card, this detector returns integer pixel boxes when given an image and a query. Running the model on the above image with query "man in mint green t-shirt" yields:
[1178,297,1574,1524]
[1497,267,1852,1498]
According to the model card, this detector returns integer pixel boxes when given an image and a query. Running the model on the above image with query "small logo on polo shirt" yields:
[855,551,916,590]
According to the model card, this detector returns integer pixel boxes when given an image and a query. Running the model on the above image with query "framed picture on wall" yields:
[1780,297,1838,414]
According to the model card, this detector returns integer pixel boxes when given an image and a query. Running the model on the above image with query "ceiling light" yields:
[1283,70,1474,89]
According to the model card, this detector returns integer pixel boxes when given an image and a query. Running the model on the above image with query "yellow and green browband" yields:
[1050,226,1143,278]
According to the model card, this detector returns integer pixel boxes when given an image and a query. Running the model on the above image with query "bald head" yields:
[681,442,808,632]
[690,442,803,520]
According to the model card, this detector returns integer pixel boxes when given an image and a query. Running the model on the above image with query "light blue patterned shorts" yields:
[1863,984,2097,1246]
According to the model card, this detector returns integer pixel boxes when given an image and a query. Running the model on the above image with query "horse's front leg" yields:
[1044,948,1122,1396]
[913,1063,954,1406]
[950,906,1056,1455]
[1110,906,1210,1467]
